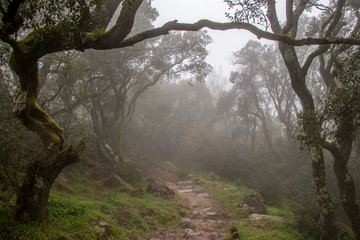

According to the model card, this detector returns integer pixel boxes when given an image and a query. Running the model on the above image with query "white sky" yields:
[151,0,287,77]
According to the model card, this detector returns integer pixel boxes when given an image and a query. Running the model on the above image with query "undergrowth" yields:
[197,171,312,240]
[0,166,183,240]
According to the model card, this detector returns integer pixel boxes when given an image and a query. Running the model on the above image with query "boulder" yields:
[241,193,266,214]
[146,180,175,200]
[249,214,291,224]
[206,172,220,181]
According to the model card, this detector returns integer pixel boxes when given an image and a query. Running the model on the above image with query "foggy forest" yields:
[0,0,360,239]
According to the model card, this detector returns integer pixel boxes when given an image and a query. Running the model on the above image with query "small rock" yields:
[180,218,195,229]
[206,211,217,216]
[144,216,153,224]
[178,180,192,186]
[178,189,192,193]
[98,220,111,228]
[192,210,199,215]
[197,193,210,198]
[199,207,213,215]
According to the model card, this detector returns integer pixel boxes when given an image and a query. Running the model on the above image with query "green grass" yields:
[196,173,313,240]
[200,175,253,217]
[0,168,184,240]
[228,219,312,240]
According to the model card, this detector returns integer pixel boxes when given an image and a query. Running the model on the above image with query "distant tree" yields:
[131,80,215,162]
[206,67,229,101]
[83,31,211,180]
[230,41,281,160]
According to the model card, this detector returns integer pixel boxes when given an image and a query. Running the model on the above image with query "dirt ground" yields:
[135,162,230,240]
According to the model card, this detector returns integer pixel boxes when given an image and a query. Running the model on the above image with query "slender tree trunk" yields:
[310,146,337,239]
[319,54,360,238]
[278,43,337,239]
[326,122,360,239]
[333,156,360,239]
[249,124,256,153]
[260,117,281,161]
[115,126,126,162]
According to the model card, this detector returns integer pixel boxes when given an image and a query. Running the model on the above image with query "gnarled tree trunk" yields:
[10,50,85,222]
[15,144,84,221]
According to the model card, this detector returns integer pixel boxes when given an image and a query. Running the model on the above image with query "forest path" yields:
[136,163,230,240]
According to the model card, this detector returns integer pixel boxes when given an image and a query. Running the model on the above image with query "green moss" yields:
[283,48,295,61]
[228,219,312,240]
[0,167,183,239]
[266,206,295,222]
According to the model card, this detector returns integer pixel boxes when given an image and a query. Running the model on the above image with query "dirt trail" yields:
[136,164,230,240]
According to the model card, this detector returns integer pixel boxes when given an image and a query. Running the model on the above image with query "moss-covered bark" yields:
[8,43,86,222]
[324,122,360,240]
[278,42,337,240]
[15,143,85,221]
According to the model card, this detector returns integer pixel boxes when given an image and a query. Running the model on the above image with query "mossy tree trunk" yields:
[320,49,360,239]
[15,144,84,221]
[278,43,337,239]
[323,122,360,239]
[9,51,85,222]
[265,0,351,237]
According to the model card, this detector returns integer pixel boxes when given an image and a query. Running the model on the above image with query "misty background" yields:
[1,0,360,239]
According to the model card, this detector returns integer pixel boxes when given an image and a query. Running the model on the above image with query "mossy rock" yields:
[242,193,266,214]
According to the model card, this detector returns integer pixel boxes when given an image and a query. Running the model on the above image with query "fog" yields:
[1,0,360,239]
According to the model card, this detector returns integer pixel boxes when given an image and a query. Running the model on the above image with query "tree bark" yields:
[15,143,85,221]
[319,51,360,238]
[310,145,337,240]
[323,122,360,239]
[278,42,337,240]
[333,156,360,239]
[9,50,86,222]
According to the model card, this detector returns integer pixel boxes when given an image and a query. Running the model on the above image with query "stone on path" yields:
[146,180,175,200]
[197,193,210,198]
[136,177,229,240]
[178,189,193,193]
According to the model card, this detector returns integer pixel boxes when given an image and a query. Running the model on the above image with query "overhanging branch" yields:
[114,19,360,50]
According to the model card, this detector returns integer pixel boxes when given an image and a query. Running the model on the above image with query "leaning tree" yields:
[225,0,360,239]
[1,0,359,222]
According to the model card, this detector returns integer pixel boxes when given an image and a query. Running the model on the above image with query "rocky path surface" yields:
[135,167,230,240]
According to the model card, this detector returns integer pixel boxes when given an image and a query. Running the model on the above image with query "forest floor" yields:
[136,162,231,240]
[134,161,311,240]
[0,160,309,240]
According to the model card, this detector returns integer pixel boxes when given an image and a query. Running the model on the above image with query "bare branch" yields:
[115,20,360,50]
